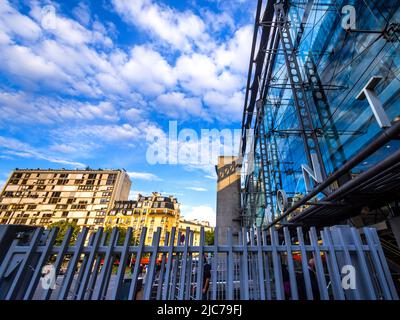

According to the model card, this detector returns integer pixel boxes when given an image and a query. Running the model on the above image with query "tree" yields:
[49,220,80,245]
[205,230,214,245]
[104,226,131,246]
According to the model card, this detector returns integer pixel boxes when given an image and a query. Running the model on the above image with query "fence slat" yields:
[4,228,43,300]
[349,227,376,300]
[262,229,272,300]
[170,253,179,300]
[41,227,74,300]
[256,227,265,300]
[241,228,249,300]
[76,228,103,300]
[57,227,88,300]
[226,228,234,300]
[23,227,59,300]
[321,228,345,300]
[335,227,361,300]
[178,227,190,300]
[128,227,147,300]
[111,227,133,300]
[309,227,329,300]
[162,227,176,300]
[72,233,94,299]
[283,227,298,300]
[143,227,161,300]
[86,232,107,300]
[211,226,218,301]
[368,228,399,300]
[296,227,313,300]
[185,231,194,299]
[195,227,205,300]
[363,227,394,299]
[270,228,284,300]
[93,227,119,300]
[156,231,169,300]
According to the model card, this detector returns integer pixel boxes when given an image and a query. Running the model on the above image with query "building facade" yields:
[216,156,241,245]
[0,169,131,230]
[240,0,400,263]
[105,192,212,246]
[178,218,213,246]
[104,192,180,246]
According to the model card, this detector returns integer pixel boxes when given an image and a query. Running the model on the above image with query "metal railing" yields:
[0,224,398,300]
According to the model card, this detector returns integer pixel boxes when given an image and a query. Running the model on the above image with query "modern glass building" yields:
[240,0,400,238]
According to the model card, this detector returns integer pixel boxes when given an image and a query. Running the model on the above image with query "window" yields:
[11,204,24,210]
[106,174,117,185]
[27,204,37,210]
[62,211,69,217]
[86,179,95,185]
[60,173,69,178]
[71,204,87,210]
[78,185,93,191]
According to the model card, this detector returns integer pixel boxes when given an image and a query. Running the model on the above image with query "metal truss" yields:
[274,2,327,181]
[240,0,400,232]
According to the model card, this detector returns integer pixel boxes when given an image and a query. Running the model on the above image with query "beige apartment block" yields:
[104,192,213,246]
[0,169,131,230]
[104,192,181,245]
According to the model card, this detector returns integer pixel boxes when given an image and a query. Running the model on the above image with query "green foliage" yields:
[49,220,80,245]
[104,226,132,245]
[205,230,214,245]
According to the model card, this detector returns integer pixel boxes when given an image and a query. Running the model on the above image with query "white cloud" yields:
[0,1,41,41]
[186,187,208,192]
[72,2,91,26]
[112,0,209,51]
[182,205,216,226]
[153,92,206,119]
[0,0,252,125]
[120,46,177,95]
[203,90,245,122]
[215,25,253,74]
[0,136,86,168]
[128,171,162,181]
[0,92,120,124]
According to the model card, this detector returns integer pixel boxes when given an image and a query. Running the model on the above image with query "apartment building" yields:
[105,192,180,245]
[105,192,212,246]
[0,169,131,230]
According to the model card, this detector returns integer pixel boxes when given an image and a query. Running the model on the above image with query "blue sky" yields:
[0,0,256,225]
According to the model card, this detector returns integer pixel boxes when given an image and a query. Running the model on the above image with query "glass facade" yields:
[241,0,400,227]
